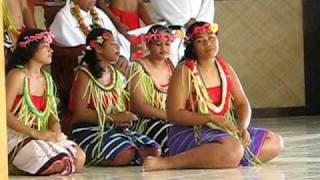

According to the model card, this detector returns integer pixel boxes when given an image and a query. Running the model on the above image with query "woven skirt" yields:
[168,125,268,166]
[72,122,160,165]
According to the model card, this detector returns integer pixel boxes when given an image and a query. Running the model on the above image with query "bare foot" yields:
[142,156,172,171]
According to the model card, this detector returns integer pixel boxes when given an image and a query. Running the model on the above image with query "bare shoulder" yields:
[6,68,25,83]
[174,62,188,73]
[170,62,190,85]
[139,58,148,65]
[6,69,25,94]
[225,63,237,76]
[217,58,231,69]
[218,58,235,74]
[75,67,90,82]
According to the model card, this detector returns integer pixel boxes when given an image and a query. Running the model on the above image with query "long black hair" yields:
[80,28,113,79]
[182,21,210,61]
[6,28,46,72]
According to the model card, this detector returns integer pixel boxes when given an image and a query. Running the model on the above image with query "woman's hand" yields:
[31,130,60,143]
[111,111,136,128]
[117,23,130,38]
[238,128,251,147]
[208,114,238,133]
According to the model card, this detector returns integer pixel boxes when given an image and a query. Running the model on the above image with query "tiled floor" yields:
[10,116,320,180]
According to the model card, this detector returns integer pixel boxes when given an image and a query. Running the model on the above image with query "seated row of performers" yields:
[6,22,283,175]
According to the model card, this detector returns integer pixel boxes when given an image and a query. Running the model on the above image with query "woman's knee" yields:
[266,132,284,154]
[112,148,136,166]
[218,138,244,167]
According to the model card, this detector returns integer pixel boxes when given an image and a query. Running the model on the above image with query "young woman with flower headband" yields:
[6,29,85,175]
[127,25,175,155]
[143,22,283,171]
[69,28,160,166]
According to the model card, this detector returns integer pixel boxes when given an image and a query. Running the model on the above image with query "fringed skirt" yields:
[7,129,77,175]
[168,125,268,166]
[72,122,160,165]
[130,118,173,155]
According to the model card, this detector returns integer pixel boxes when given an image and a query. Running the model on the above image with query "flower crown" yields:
[144,29,176,43]
[18,31,54,48]
[186,23,219,40]
[128,29,177,60]
[128,30,177,45]
[85,32,113,50]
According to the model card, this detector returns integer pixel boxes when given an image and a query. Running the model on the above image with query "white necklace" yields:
[192,59,229,114]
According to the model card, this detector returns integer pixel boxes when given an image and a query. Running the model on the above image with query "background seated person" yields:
[97,0,154,33]
[49,0,130,65]
[69,28,160,166]
[127,25,175,155]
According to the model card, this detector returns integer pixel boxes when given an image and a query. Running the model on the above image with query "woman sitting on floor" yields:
[143,22,284,171]
[6,28,85,176]
[127,25,175,155]
[69,28,160,166]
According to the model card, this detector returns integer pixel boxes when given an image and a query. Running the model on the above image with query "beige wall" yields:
[0,0,9,178]
[34,0,305,108]
[215,0,305,108]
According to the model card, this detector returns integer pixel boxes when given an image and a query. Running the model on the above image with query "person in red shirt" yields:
[97,0,154,37]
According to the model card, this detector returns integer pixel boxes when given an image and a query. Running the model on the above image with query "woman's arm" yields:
[48,115,61,134]
[21,0,36,28]
[228,65,251,130]
[128,68,166,119]
[137,0,154,25]
[6,69,36,136]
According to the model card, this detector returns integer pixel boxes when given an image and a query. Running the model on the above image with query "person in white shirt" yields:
[150,0,214,27]
[50,0,131,61]
[149,0,215,65]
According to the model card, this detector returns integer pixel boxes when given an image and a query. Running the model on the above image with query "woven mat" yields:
[216,0,305,108]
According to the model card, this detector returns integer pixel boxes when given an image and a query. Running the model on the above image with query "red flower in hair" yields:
[90,41,98,48]
[144,30,176,43]
[129,35,144,44]
[193,24,211,34]
[133,50,144,60]
[187,23,219,40]
[185,59,195,71]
